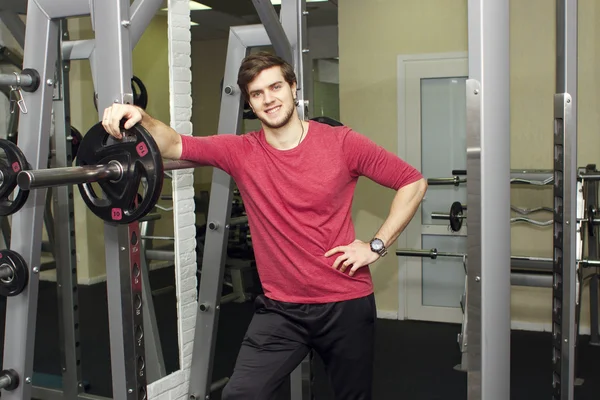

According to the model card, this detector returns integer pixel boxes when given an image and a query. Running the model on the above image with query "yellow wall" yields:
[339,0,600,328]
[67,15,172,282]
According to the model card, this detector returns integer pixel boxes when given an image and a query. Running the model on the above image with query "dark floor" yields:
[0,266,598,400]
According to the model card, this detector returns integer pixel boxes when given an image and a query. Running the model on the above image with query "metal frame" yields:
[553,0,578,398]
[0,0,167,399]
[466,1,511,398]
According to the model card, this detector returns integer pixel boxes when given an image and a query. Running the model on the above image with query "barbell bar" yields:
[17,159,198,190]
[395,247,600,267]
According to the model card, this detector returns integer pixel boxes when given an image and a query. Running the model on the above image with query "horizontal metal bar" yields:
[396,248,464,259]
[0,373,11,389]
[163,160,199,171]
[431,212,465,220]
[18,162,123,190]
[511,272,552,288]
[396,248,600,266]
[18,159,199,190]
[579,172,600,180]
[0,264,13,280]
[510,258,552,272]
[145,249,174,261]
[0,72,34,89]
[141,235,174,241]
[426,177,465,186]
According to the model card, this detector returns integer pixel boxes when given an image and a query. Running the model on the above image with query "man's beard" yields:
[257,103,295,129]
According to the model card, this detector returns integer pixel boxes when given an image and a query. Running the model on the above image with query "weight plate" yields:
[76,121,164,224]
[71,126,82,161]
[0,249,29,297]
[449,201,463,232]
[0,139,30,216]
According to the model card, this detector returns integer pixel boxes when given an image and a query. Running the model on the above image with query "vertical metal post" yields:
[251,0,293,65]
[1,1,58,400]
[186,25,244,400]
[280,0,310,120]
[93,0,147,398]
[466,0,510,399]
[553,1,578,398]
[139,218,167,383]
[50,18,83,399]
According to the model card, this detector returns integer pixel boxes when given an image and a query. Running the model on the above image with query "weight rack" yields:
[397,1,583,399]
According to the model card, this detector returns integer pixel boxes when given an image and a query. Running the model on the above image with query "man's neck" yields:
[264,118,306,150]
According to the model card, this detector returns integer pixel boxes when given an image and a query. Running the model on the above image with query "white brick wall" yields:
[147,1,196,398]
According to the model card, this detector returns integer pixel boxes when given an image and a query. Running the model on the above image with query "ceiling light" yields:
[270,0,328,5]
[191,21,199,26]
[161,1,211,11]
[189,1,211,10]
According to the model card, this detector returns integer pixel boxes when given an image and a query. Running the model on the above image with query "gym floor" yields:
[0,266,598,400]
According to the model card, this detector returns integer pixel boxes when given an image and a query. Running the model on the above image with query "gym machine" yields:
[396,0,588,399]
[0,0,173,399]
[397,0,511,399]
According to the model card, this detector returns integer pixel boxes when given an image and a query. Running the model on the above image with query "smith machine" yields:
[398,0,599,399]
[0,0,320,399]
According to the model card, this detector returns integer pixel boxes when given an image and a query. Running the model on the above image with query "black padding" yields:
[310,116,344,127]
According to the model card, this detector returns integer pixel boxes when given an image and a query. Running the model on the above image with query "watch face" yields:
[371,239,383,251]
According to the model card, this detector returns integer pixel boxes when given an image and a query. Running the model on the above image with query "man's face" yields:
[247,66,297,129]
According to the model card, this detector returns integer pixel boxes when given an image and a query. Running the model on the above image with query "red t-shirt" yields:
[180,120,423,303]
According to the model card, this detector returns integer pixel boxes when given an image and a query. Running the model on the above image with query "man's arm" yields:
[373,178,428,249]
[102,104,182,160]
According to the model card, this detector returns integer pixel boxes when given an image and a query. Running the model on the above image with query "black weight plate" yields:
[131,75,148,110]
[0,139,30,216]
[76,121,164,224]
[449,201,463,232]
[71,126,83,161]
[0,249,29,297]
[310,116,344,127]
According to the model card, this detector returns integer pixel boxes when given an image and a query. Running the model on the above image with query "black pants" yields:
[221,293,376,400]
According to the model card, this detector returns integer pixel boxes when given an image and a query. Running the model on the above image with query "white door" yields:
[397,53,468,323]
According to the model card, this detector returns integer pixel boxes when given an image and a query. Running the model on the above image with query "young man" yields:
[102,51,427,399]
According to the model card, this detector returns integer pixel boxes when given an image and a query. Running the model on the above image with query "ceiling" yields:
[169,0,339,41]
[0,0,338,42]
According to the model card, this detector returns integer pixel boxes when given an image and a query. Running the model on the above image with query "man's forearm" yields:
[140,109,182,160]
[374,178,428,248]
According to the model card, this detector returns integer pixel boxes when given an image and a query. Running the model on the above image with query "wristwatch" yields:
[369,238,388,257]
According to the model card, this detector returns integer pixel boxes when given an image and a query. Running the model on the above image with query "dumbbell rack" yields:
[396,1,582,398]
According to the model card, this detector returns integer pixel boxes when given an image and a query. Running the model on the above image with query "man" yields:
[102,51,427,399]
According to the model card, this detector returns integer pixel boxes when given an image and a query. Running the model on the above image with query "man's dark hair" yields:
[237,51,297,102]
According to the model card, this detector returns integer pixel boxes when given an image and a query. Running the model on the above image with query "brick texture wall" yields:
[147,1,196,399]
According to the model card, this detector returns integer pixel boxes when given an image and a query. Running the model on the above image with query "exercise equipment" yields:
[310,116,343,126]
[16,122,197,224]
[397,1,580,396]
[0,249,29,297]
[93,75,149,111]
[0,139,29,216]
[74,122,164,224]
[431,201,465,232]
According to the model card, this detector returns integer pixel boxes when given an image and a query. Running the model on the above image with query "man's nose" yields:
[263,91,275,104]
